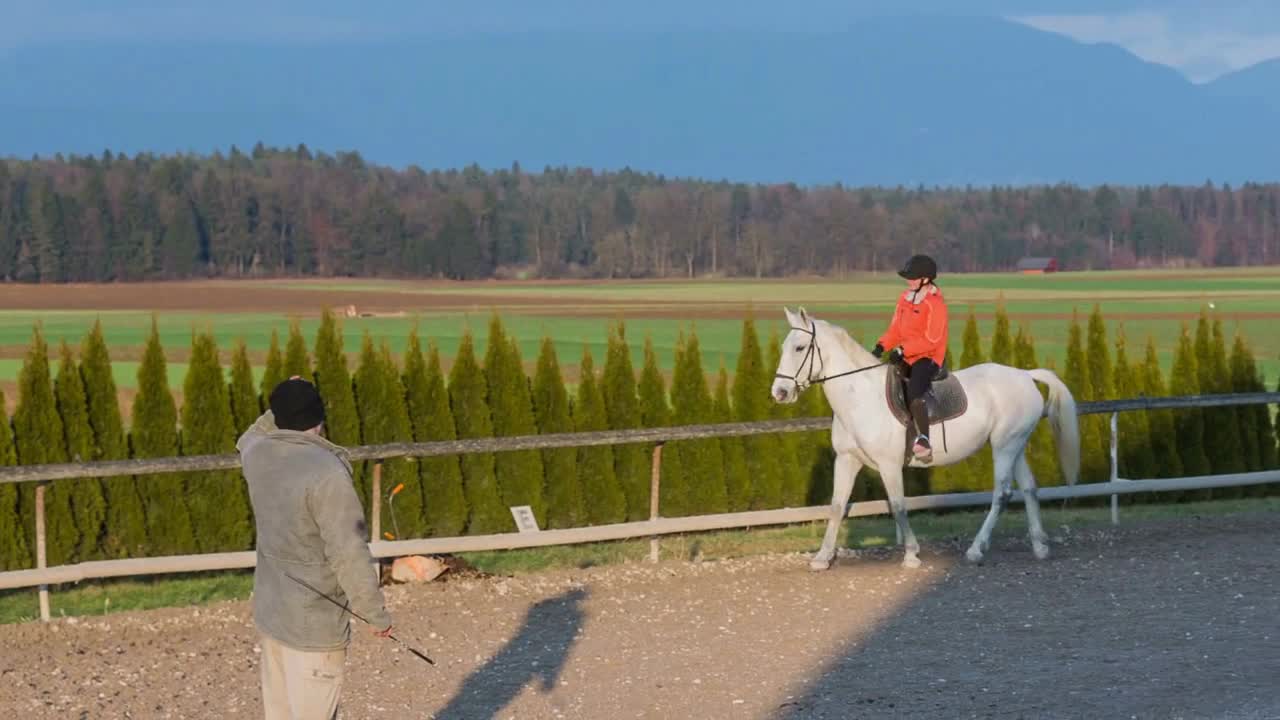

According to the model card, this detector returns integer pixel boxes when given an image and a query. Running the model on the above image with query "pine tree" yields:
[403,334,467,537]
[1251,351,1277,472]
[1082,305,1114,487]
[666,329,726,516]
[228,339,260,434]
[1064,309,1104,483]
[0,388,27,571]
[656,338,689,514]
[312,308,360,448]
[1085,305,1113,403]
[1191,307,1217,482]
[712,360,751,512]
[960,307,984,368]
[55,342,107,562]
[1229,333,1262,473]
[765,327,806,507]
[637,335,670,519]
[484,315,546,526]
[1170,325,1210,478]
[448,329,508,534]
[1141,337,1182,479]
[132,319,195,555]
[989,293,1013,365]
[1113,326,1155,481]
[351,335,404,530]
[532,336,583,529]
[1206,317,1245,476]
[602,321,649,521]
[13,327,72,568]
[81,320,146,558]
[359,340,423,538]
[379,342,423,537]
[733,315,783,509]
[575,348,626,524]
[260,329,285,400]
[284,317,310,379]
[182,331,251,552]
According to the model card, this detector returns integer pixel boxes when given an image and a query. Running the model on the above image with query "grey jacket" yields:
[237,410,391,652]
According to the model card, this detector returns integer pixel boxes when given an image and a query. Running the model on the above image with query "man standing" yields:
[237,377,392,720]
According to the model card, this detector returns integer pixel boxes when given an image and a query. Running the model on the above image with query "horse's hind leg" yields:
[1014,451,1050,560]
[811,452,861,571]
[965,444,1016,564]
[878,463,921,569]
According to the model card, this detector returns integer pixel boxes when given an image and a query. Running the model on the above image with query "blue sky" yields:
[1011,1,1280,82]
[4,0,1277,82]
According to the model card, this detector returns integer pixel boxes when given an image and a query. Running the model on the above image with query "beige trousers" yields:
[259,633,347,720]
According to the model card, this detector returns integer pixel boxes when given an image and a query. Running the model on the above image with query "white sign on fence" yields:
[510,506,541,533]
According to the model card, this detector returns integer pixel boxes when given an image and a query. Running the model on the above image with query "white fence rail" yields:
[1,392,1278,620]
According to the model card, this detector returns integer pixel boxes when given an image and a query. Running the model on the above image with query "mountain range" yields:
[1,15,1276,186]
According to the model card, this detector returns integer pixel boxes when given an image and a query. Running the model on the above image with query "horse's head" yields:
[770,306,823,404]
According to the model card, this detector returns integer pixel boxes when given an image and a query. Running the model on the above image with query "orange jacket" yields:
[878,284,949,365]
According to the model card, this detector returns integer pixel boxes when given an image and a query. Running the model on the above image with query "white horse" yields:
[770,307,1080,570]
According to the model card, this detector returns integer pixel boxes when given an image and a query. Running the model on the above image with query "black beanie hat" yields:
[269,378,326,431]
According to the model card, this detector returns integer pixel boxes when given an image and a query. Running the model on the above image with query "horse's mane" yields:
[814,318,878,367]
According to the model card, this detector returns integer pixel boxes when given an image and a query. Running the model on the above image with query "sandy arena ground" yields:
[1,511,1277,719]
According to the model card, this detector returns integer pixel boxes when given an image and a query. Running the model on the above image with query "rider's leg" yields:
[906,358,938,461]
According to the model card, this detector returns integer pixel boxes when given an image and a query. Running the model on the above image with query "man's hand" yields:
[872,343,885,359]
[373,624,394,638]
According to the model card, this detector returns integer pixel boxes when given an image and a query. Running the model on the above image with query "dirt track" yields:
[1,512,1277,719]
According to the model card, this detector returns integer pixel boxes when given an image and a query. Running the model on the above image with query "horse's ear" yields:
[782,306,797,326]
[798,306,810,325]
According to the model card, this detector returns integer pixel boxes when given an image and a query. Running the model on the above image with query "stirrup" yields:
[912,435,933,461]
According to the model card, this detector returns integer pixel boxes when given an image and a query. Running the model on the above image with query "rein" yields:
[773,320,888,389]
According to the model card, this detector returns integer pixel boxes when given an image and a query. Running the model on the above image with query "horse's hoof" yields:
[965,547,984,564]
[1033,544,1051,561]
[902,554,921,569]
[809,557,833,572]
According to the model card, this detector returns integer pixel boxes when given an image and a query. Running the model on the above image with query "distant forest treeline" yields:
[2,145,1279,282]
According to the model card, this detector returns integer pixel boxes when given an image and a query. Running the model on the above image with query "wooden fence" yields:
[2,391,1278,621]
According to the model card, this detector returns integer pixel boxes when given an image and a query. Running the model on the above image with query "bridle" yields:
[773,319,888,392]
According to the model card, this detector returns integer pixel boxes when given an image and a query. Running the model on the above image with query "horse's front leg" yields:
[811,452,861,571]
[877,462,922,568]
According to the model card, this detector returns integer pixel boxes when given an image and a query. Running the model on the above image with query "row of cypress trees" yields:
[926,299,1279,503]
[0,302,1275,570]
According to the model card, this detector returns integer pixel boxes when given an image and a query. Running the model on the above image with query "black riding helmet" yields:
[897,254,938,281]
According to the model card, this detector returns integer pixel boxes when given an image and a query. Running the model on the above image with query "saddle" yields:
[885,362,968,462]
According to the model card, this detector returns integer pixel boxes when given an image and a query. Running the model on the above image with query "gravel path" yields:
[1,512,1276,719]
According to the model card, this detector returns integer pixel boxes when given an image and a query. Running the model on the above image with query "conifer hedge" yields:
[0,306,1273,562]
[404,330,468,537]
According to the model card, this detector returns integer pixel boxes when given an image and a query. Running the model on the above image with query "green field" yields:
[1,268,1278,398]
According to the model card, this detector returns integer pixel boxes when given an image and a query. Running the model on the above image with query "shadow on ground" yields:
[431,587,588,720]
[774,514,1280,719]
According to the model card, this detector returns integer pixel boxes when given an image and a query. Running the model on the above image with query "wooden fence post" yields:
[1109,412,1120,525]
[371,461,383,542]
[35,483,49,622]
[370,461,383,582]
[649,442,664,563]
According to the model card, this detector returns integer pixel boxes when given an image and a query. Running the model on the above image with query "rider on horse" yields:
[871,254,950,463]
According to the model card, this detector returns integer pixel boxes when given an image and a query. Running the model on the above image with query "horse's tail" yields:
[1027,368,1080,486]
